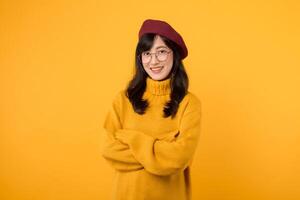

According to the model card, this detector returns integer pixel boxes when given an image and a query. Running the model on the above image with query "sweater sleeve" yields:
[115,95,202,176]
[101,91,143,172]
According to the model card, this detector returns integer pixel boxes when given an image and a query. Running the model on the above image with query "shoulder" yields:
[183,91,202,108]
[186,91,201,104]
[111,89,129,108]
[180,91,202,115]
[113,89,127,103]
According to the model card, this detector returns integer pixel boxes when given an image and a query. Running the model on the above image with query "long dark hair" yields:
[125,33,189,119]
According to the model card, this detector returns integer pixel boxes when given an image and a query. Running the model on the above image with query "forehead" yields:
[150,35,168,50]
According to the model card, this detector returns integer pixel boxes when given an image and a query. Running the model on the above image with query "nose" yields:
[149,54,159,65]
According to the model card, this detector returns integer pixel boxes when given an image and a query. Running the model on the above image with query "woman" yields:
[101,19,202,200]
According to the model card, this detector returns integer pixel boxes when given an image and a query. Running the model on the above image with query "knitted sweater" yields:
[101,76,202,200]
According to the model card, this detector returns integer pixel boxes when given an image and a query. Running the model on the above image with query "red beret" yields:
[138,19,188,60]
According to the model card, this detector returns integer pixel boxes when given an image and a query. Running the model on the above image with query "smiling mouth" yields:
[150,66,164,73]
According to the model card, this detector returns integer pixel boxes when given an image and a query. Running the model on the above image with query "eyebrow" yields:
[155,46,168,49]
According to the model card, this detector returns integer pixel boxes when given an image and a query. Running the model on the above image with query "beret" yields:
[138,19,188,59]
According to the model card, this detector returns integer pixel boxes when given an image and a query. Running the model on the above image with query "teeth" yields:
[151,66,163,74]
[151,66,163,70]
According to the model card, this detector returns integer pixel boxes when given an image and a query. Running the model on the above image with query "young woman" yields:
[102,19,202,200]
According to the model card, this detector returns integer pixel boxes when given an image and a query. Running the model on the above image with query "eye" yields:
[158,50,167,54]
[142,51,150,56]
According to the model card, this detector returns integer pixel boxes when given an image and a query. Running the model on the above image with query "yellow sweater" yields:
[101,76,202,200]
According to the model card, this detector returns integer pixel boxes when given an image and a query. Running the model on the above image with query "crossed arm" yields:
[101,93,202,176]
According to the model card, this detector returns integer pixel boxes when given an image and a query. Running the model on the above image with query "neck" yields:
[145,76,171,96]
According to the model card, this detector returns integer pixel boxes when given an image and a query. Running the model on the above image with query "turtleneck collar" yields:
[145,76,171,96]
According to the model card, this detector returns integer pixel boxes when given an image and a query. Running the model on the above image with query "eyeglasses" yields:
[140,49,172,64]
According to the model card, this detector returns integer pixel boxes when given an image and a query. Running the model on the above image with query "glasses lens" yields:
[157,50,168,61]
[141,52,151,64]
[141,50,170,64]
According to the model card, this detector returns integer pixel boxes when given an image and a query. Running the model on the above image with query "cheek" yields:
[143,66,152,75]
[142,65,149,72]
[165,59,173,71]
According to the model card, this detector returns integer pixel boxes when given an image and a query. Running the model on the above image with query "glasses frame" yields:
[139,48,172,65]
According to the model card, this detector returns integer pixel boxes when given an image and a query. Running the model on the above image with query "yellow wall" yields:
[1,0,299,199]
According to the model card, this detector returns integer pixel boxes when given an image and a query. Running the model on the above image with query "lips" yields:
[150,66,163,73]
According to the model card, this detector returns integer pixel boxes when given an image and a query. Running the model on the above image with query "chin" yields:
[149,74,167,81]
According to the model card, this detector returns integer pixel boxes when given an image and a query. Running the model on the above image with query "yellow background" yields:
[1,0,299,199]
